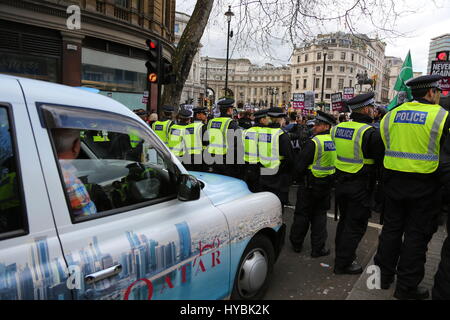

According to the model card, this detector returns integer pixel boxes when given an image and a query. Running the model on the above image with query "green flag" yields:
[387,51,414,111]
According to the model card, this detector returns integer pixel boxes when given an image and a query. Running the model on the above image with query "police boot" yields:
[394,285,429,300]
[311,247,330,258]
[334,261,363,275]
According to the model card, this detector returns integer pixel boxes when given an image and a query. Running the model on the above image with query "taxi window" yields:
[0,106,28,239]
[39,104,179,222]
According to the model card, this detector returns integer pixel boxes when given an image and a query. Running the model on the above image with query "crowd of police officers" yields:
[146,74,450,300]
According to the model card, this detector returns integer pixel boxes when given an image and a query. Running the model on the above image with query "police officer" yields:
[152,105,175,145]
[242,109,268,192]
[184,107,208,172]
[290,111,336,257]
[168,109,192,158]
[258,107,295,206]
[206,98,240,177]
[374,75,450,299]
[331,92,384,275]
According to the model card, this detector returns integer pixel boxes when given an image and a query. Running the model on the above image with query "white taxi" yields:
[0,74,285,300]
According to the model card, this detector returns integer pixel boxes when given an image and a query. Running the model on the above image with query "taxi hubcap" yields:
[237,248,268,298]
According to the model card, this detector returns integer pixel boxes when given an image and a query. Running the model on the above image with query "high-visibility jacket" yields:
[243,126,260,164]
[168,124,187,156]
[152,120,173,145]
[0,172,20,211]
[308,134,336,178]
[129,133,140,148]
[207,117,232,155]
[258,127,285,169]
[93,130,110,142]
[331,121,375,174]
[184,122,204,155]
[380,102,448,173]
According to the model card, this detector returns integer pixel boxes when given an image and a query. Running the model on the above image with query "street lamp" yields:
[224,5,234,97]
[320,46,328,111]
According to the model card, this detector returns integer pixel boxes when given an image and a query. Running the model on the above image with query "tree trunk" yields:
[161,0,214,110]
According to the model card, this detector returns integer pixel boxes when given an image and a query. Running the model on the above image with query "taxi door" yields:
[20,81,231,300]
[0,78,71,300]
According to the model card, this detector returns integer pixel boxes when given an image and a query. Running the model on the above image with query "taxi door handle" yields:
[85,264,122,285]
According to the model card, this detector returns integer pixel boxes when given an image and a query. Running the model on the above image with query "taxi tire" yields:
[231,234,275,300]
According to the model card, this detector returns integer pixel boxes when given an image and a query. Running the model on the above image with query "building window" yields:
[341,52,346,60]
[315,78,320,90]
[297,69,300,74]
[304,67,308,73]
[349,79,353,87]
[338,78,344,90]
[296,79,299,89]
[303,79,307,89]
[328,52,334,60]
[327,66,333,72]
[325,94,331,99]
[351,53,355,62]
[304,54,309,62]
[350,67,354,73]
[317,52,322,60]
[326,78,332,89]
[316,66,321,72]
[297,55,300,63]
[340,66,345,72]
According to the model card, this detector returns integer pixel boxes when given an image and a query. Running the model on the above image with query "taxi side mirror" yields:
[177,174,201,201]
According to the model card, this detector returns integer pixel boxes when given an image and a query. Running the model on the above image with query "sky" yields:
[176,0,450,74]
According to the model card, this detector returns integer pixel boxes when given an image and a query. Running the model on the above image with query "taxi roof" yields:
[0,74,144,124]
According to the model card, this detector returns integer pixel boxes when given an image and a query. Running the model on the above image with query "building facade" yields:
[427,34,450,74]
[290,32,390,108]
[0,0,176,110]
[200,57,291,109]
[386,56,422,102]
[174,11,203,106]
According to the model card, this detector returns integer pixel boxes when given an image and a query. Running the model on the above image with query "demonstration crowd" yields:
[136,74,450,300]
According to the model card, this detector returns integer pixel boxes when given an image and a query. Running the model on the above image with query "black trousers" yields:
[374,189,440,289]
[334,179,371,269]
[243,163,260,192]
[290,178,331,252]
[433,234,450,299]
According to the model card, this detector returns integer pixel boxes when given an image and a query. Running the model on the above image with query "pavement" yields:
[347,224,447,300]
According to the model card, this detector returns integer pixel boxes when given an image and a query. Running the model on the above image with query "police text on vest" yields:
[394,111,428,125]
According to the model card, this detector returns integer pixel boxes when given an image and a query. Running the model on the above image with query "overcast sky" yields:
[176,0,450,74]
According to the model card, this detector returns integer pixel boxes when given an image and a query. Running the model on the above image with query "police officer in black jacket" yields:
[332,93,384,275]
[289,111,336,257]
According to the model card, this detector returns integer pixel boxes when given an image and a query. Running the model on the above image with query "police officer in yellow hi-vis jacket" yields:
[258,107,295,206]
[290,111,336,257]
[151,105,175,145]
[331,92,384,275]
[242,109,268,192]
[206,98,240,177]
[374,75,450,300]
[183,107,208,172]
[168,109,192,158]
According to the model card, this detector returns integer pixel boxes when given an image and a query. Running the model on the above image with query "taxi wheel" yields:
[231,234,275,300]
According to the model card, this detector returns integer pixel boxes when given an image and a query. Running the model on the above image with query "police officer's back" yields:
[168,109,192,158]
[290,111,336,257]
[151,105,175,146]
[258,107,295,206]
[374,75,450,300]
[206,98,241,177]
[183,107,208,172]
[331,92,384,275]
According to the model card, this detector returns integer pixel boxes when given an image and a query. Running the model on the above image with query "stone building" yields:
[386,56,422,102]
[290,32,390,108]
[0,0,176,110]
[200,57,291,109]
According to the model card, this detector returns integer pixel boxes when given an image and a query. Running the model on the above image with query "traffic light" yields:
[436,51,449,61]
[145,39,161,84]
[161,57,176,84]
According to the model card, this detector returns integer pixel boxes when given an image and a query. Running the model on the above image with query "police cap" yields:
[345,92,375,111]
[193,107,208,114]
[406,74,443,90]
[267,107,285,118]
[162,105,175,112]
[254,109,268,119]
[315,111,336,126]
[178,109,193,118]
[217,98,235,110]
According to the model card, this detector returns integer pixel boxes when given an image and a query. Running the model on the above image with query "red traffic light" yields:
[436,51,448,61]
[146,39,157,49]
